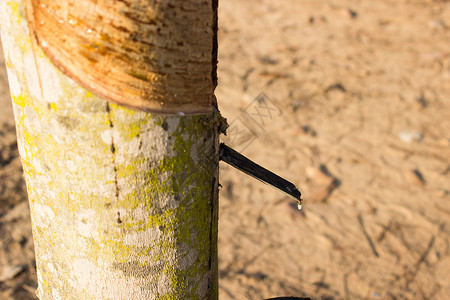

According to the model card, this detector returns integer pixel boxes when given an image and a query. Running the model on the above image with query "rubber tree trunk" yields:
[0,0,221,299]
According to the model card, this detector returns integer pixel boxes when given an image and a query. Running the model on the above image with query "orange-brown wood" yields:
[26,0,217,114]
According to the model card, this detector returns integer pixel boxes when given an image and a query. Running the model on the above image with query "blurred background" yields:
[1,0,449,299]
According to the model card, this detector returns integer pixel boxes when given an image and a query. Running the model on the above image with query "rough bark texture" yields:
[0,0,220,299]
[25,0,216,114]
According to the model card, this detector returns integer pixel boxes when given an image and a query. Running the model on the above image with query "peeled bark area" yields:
[26,0,216,114]
[1,0,219,299]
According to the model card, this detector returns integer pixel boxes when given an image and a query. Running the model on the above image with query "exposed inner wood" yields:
[26,0,216,114]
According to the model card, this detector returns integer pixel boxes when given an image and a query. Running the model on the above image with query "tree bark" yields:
[0,0,221,299]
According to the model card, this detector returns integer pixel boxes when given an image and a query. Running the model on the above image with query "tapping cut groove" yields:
[26,0,216,114]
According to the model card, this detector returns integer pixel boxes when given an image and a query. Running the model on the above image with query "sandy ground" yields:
[1,0,450,299]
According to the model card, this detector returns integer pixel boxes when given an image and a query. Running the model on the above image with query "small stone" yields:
[433,190,449,198]
[404,169,426,186]
[258,55,279,65]
[428,19,445,30]
[308,15,327,24]
[340,8,358,19]
[414,94,427,109]
[305,166,338,203]
[398,130,424,143]
[420,52,445,63]
[0,265,26,282]
[306,166,333,185]
[293,125,317,137]
[324,83,346,94]
[290,99,304,112]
